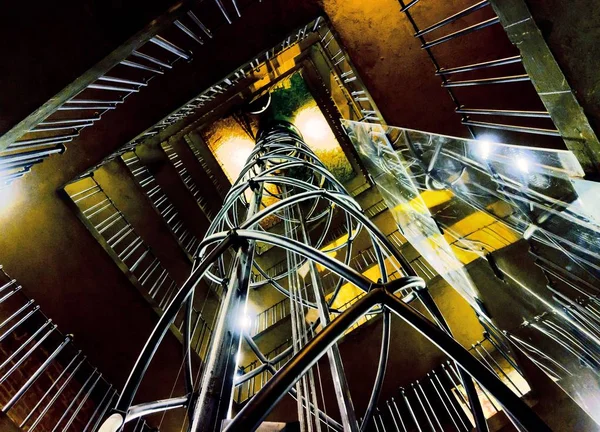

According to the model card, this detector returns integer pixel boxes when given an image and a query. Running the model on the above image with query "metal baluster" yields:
[433,371,472,430]
[476,342,522,396]
[19,351,81,427]
[60,373,103,431]
[427,373,462,431]
[416,380,443,431]
[90,390,117,432]
[82,383,113,432]
[27,357,85,432]
[0,284,22,303]
[402,388,422,432]
[0,323,58,384]
[0,319,53,371]
[387,399,401,432]
[449,362,498,412]
[49,368,98,432]
[412,383,436,431]
[3,335,72,412]
[377,409,387,431]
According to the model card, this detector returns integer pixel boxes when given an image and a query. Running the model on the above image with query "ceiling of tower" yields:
[1,0,600,430]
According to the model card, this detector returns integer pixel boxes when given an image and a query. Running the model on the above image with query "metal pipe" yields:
[91,390,118,432]
[214,0,232,24]
[18,352,81,426]
[0,169,26,182]
[98,76,148,87]
[422,17,500,49]
[361,310,391,431]
[0,305,40,343]
[0,319,52,370]
[427,373,462,431]
[0,158,43,172]
[444,74,530,87]
[32,123,94,131]
[436,56,521,75]
[124,396,188,423]
[462,120,561,136]
[60,372,103,432]
[49,369,98,432]
[150,36,192,60]
[298,212,359,432]
[0,324,57,384]
[27,356,87,430]
[0,285,22,303]
[82,383,113,432]
[402,388,422,432]
[224,287,550,431]
[476,343,522,396]
[114,236,233,413]
[120,59,164,74]
[174,20,204,44]
[187,11,213,38]
[8,134,77,148]
[417,380,443,431]
[3,336,71,412]
[456,108,550,118]
[400,0,420,12]
[433,370,471,431]
[190,190,263,432]
[88,83,139,93]
[416,1,490,37]
[131,51,173,69]
[57,105,116,111]
[415,287,488,432]
[0,300,35,331]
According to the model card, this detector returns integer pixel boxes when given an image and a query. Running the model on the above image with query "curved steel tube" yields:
[224,285,551,432]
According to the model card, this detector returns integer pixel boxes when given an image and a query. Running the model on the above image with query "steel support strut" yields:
[224,285,550,432]
[102,121,547,432]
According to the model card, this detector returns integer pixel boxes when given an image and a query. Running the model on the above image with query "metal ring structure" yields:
[100,121,550,432]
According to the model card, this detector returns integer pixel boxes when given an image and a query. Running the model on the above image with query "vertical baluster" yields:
[432,370,471,430]
[416,380,443,431]
[412,383,436,431]
[19,352,82,427]
[3,335,72,412]
[427,373,462,431]
[49,368,98,432]
[82,383,113,432]
[60,373,103,431]
[402,388,423,432]
[90,390,118,432]
[0,323,58,384]
[27,357,87,431]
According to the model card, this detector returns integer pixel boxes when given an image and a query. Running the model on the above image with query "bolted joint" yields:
[227,229,249,249]
[248,179,260,192]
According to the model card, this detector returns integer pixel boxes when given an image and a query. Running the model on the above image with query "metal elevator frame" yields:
[99,121,549,432]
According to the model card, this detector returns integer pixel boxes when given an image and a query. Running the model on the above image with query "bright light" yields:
[0,178,24,216]
[214,136,255,182]
[480,141,491,160]
[516,156,529,173]
[236,351,242,365]
[293,105,338,152]
[240,314,252,329]
[476,134,498,160]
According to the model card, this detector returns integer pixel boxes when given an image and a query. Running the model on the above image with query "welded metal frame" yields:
[98,121,548,432]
